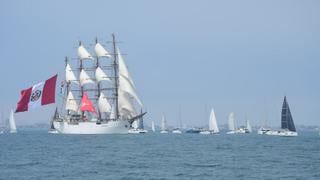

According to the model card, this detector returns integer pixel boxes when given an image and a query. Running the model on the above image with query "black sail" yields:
[281,96,296,132]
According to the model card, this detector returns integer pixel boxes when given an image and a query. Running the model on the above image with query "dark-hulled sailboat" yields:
[266,96,298,137]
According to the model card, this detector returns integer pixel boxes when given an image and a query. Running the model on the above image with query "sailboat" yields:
[53,35,146,134]
[48,108,59,134]
[226,112,238,134]
[160,115,169,133]
[151,121,156,132]
[200,108,219,134]
[245,119,252,133]
[266,96,298,137]
[129,110,148,134]
[9,109,17,133]
[172,106,182,134]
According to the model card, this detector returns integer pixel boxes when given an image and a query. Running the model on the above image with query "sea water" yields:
[0,130,319,179]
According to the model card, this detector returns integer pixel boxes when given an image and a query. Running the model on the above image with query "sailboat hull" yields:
[265,130,298,137]
[53,120,130,134]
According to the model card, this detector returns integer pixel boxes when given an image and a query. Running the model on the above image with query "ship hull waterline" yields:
[53,120,130,134]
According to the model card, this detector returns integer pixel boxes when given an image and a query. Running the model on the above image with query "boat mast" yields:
[65,56,70,116]
[112,34,119,119]
[79,41,84,118]
[95,38,102,121]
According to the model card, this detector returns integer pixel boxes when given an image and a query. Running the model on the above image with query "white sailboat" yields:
[151,121,156,132]
[160,115,169,133]
[200,108,219,134]
[128,110,148,134]
[265,96,298,137]
[246,119,252,133]
[53,35,146,134]
[9,109,17,133]
[172,106,182,134]
[226,112,237,134]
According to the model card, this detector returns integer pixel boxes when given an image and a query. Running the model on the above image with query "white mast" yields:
[9,109,17,133]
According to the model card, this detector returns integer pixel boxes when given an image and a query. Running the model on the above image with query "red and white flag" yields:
[15,74,58,113]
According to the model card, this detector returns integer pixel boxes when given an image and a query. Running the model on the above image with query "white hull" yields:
[53,120,130,134]
[128,128,148,134]
[172,129,182,134]
[226,128,247,134]
[10,130,17,133]
[160,130,169,134]
[48,130,59,134]
[265,130,298,137]
[200,130,219,135]
[257,127,271,135]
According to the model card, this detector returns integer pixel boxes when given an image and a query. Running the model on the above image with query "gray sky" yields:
[0,0,319,127]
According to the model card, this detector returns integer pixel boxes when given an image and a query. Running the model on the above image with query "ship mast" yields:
[112,34,119,119]
[65,56,70,115]
[95,38,102,121]
[79,41,84,118]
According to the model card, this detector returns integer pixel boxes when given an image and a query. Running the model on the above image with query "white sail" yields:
[151,121,155,132]
[228,112,235,131]
[65,91,78,112]
[66,64,77,83]
[161,115,167,131]
[209,108,219,132]
[119,76,142,106]
[246,119,252,133]
[109,104,115,119]
[9,109,17,133]
[118,90,137,118]
[80,69,95,85]
[96,67,111,82]
[78,45,93,60]
[118,48,142,106]
[95,43,111,58]
[118,48,134,84]
[98,92,111,113]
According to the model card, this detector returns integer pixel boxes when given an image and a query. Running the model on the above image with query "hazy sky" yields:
[0,0,319,127]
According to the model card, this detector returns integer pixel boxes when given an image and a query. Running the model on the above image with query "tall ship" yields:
[53,34,146,134]
[265,96,298,137]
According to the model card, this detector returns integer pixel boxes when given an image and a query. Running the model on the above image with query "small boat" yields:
[9,110,17,133]
[172,128,182,134]
[200,108,219,134]
[129,110,148,134]
[265,96,298,137]
[257,127,271,135]
[160,115,169,133]
[185,128,201,134]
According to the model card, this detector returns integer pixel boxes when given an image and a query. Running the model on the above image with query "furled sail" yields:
[78,45,93,60]
[65,91,78,112]
[66,64,77,83]
[209,108,219,132]
[228,112,235,131]
[95,43,111,58]
[80,69,95,86]
[98,92,111,113]
[96,67,111,82]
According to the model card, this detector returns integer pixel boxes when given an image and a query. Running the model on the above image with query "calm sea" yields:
[0,130,319,179]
